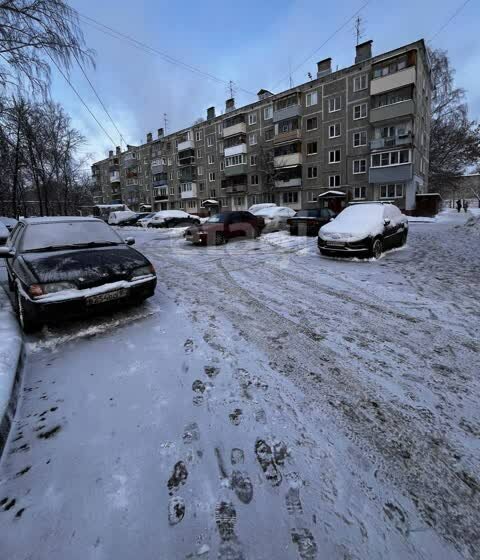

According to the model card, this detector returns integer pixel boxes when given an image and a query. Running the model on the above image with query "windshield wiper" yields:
[69,241,121,248]
[23,241,120,253]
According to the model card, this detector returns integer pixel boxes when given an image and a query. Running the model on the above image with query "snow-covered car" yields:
[108,210,137,225]
[0,216,18,232]
[287,208,336,236]
[0,221,9,246]
[1,217,156,332]
[252,206,295,232]
[248,203,277,214]
[117,212,155,227]
[318,202,408,259]
[147,210,200,229]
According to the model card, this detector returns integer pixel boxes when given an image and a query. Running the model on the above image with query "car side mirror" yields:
[0,246,15,258]
[125,237,135,245]
[329,217,334,222]
[384,218,391,226]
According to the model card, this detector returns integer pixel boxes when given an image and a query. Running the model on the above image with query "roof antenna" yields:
[354,15,365,45]
[227,80,236,99]
[163,113,168,134]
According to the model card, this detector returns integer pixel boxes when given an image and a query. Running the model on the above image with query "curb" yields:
[0,286,24,458]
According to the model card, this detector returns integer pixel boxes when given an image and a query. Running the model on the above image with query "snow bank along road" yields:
[0,211,479,559]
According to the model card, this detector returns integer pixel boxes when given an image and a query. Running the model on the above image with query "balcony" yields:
[179,155,195,167]
[273,104,302,123]
[152,178,168,187]
[110,173,120,183]
[370,100,415,124]
[369,163,413,184]
[178,139,194,151]
[274,177,302,188]
[370,132,413,151]
[180,183,197,199]
[223,122,247,138]
[225,184,247,194]
[224,163,248,177]
[274,128,302,144]
[123,155,137,168]
[151,162,164,174]
[224,144,247,157]
[370,66,416,96]
[274,152,303,168]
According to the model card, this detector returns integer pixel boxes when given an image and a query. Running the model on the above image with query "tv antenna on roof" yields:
[227,80,236,99]
[354,15,365,45]
[163,113,168,134]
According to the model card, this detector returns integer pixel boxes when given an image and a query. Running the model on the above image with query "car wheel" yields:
[215,232,226,245]
[371,238,383,259]
[16,289,40,334]
[400,229,408,246]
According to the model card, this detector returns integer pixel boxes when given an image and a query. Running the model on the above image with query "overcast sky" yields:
[52,0,480,166]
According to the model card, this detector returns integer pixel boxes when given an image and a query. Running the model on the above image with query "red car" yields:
[184,211,262,245]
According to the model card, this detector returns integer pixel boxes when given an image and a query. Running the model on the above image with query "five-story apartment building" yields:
[91,39,431,215]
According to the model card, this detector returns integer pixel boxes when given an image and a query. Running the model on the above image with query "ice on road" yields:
[0,210,479,559]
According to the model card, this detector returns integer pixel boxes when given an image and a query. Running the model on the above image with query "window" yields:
[353,159,366,174]
[177,170,181,179]
[329,123,341,138]
[169,171,173,180]
[250,154,257,166]
[208,172,215,182]
[208,154,215,164]
[248,112,257,125]
[307,141,318,155]
[380,183,404,198]
[328,96,341,112]
[307,167,318,179]
[220,160,225,171]
[283,192,298,204]
[306,117,317,131]
[167,157,172,166]
[353,186,367,199]
[265,128,274,141]
[353,131,367,147]
[217,124,223,136]
[210,189,216,197]
[329,175,341,187]
[353,103,367,120]
[218,141,223,153]
[197,166,204,176]
[199,182,205,192]
[373,56,408,79]
[169,186,175,195]
[235,197,244,206]
[196,148,203,159]
[207,135,214,147]
[373,87,412,108]
[249,133,257,146]
[371,149,411,167]
[250,175,259,185]
[353,74,368,92]
[195,130,203,141]
[329,149,341,163]
[225,154,247,167]
[305,91,318,107]
[307,192,317,202]
[264,105,273,120]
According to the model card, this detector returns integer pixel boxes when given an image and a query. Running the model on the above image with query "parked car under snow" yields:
[147,210,200,229]
[252,206,296,232]
[318,202,408,259]
[0,217,156,332]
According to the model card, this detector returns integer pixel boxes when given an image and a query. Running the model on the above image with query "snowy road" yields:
[0,211,479,559]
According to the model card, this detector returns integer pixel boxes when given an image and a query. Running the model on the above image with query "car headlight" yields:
[131,264,155,280]
[28,282,77,298]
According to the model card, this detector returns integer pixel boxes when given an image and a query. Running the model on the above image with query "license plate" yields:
[327,241,345,247]
[86,288,128,306]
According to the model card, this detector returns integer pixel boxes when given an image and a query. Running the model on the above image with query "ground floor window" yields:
[353,186,367,199]
[283,192,298,204]
[187,200,196,209]
[307,191,317,202]
[235,196,245,206]
[380,183,404,198]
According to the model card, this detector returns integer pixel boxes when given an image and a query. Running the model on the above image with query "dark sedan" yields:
[0,217,157,332]
[287,208,336,236]
[184,211,262,245]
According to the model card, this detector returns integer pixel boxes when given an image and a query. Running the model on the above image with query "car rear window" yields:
[21,221,122,251]
[295,210,321,217]
[206,214,226,223]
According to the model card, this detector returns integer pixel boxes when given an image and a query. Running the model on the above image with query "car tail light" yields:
[148,263,156,275]
[28,284,43,297]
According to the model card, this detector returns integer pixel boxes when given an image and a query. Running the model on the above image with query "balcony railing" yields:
[180,183,197,199]
[369,163,413,184]
[224,163,248,177]
[370,66,416,96]
[273,104,302,123]
[225,184,247,194]
[274,128,302,144]
[274,177,302,188]
[370,132,413,150]
[370,99,415,124]
[177,139,194,151]
[274,153,303,167]
[179,155,195,166]
[152,178,168,187]
[151,162,164,174]
[223,122,247,138]
[110,173,120,183]
[224,144,247,157]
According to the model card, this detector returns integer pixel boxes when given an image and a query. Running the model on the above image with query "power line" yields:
[271,1,370,91]
[75,10,257,98]
[429,0,471,40]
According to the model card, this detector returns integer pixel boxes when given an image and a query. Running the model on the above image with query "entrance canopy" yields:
[201,199,220,207]
[317,190,346,198]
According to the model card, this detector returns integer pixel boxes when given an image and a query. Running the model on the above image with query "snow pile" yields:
[0,288,22,437]
[408,216,437,223]
[464,213,480,235]
[261,231,317,255]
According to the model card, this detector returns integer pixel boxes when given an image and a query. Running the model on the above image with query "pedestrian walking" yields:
[456,199,462,212]
[463,199,469,213]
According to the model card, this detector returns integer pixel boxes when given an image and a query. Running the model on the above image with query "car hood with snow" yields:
[319,204,387,242]
[150,210,193,223]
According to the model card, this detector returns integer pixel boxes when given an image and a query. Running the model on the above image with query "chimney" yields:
[316,58,332,78]
[225,98,235,113]
[108,150,113,158]
[355,40,372,64]
[116,146,121,155]
[146,132,152,143]
[157,128,164,138]
[257,89,273,101]
[207,106,216,120]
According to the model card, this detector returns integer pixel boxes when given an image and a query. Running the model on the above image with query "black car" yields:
[184,211,262,245]
[287,208,336,236]
[117,212,154,227]
[0,217,157,332]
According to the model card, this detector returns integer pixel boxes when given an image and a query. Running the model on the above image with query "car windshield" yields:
[21,221,122,252]
[206,214,225,223]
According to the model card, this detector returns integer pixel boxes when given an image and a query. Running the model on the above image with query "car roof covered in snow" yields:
[20,216,102,225]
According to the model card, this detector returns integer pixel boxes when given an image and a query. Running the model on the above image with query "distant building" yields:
[91,39,431,214]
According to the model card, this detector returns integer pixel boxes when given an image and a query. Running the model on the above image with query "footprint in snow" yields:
[168,496,185,525]
[255,439,282,486]
[167,461,188,495]
[291,528,318,559]
[231,471,253,504]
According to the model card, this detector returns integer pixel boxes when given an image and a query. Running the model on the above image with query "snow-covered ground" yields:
[0,210,479,559]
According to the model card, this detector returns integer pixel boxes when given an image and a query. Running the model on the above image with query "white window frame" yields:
[371,149,411,168]
[380,183,404,199]
[197,165,204,176]
[328,149,341,164]
[329,175,341,188]
[224,154,247,167]
[329,123,341,139]
[264,105,273,120]
[306,117,318,131]
[196,148,203,159]
[353,74,368,92]
[208,171,216,182]
[305,91,318,107]
[353,186,367,200]
[208,154,215,165]
[307,141,318,155]
[195,130,203,141]
[248,112,257,125]
[307,166,318,179]
[250,175,259,186]
[207,135,214,147]
[353,103,368,120]
[250,154,257,166]
[353,159,366,174]
[353,131,367,147]
[249,133,257,146]
[169,186,175,195]
[328,96,341,112]
[307,191,316,202]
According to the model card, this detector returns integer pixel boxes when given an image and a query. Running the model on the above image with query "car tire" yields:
[371,238,383,259]
[400,229,408,246]
[16,289,40,334]
[215,232,226,245]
